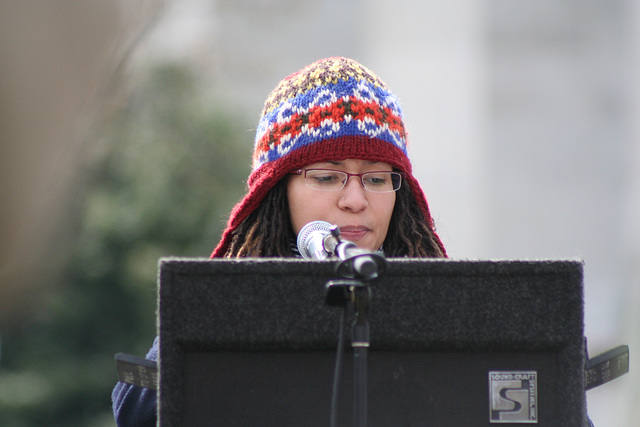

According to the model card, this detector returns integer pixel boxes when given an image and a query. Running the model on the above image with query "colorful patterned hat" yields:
[211,57,445,257]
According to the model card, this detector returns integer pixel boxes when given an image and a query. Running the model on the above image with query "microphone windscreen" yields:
[296,221,332,259]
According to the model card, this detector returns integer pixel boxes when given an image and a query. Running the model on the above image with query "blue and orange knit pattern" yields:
[253,57,408,171]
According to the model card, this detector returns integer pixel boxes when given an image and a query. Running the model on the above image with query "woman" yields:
[112,56,446,426]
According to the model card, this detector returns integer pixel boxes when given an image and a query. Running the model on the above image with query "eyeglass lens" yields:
[303,169,401,192]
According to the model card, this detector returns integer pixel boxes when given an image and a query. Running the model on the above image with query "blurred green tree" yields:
[0,63,252,426]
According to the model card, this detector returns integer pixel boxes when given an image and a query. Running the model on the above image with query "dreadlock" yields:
[224,179,295,258]
[383,181,445,258]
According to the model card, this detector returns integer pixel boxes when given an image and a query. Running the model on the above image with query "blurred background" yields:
[0,0,637,425]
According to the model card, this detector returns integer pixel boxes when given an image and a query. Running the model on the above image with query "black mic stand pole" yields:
[325,226,386,427]
[351,280,370,427]
[326,276,372,427]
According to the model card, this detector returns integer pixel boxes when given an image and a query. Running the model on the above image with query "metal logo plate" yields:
[489,371,538,423]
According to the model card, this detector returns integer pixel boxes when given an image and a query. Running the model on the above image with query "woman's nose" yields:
[337,176,368,211]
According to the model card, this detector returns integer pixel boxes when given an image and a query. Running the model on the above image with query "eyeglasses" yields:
[290,169,403,193]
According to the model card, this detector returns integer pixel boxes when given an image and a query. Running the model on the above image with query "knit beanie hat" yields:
[210,57,446,257]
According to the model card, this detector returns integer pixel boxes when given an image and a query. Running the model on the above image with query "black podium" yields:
[157,258,587,426]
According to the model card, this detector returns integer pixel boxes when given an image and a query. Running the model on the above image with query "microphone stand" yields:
[351,282,370,427]
[325,227,386,427]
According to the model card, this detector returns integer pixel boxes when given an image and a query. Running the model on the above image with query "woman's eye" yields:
[309,171,343,185]
[364,174,388,186]
[315,175,338,182]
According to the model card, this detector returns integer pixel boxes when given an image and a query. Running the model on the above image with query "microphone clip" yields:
[328,225,387,282]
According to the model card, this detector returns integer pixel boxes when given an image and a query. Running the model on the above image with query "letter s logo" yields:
[497,386,524,414]
[489,372,537,423]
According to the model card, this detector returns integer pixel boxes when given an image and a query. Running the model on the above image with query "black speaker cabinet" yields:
[158,258,587,426]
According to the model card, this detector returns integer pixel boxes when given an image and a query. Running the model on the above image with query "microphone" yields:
[296,221,385,280]
[296,221,337,260]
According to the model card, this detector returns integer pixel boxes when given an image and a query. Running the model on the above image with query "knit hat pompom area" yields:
[210,57,446,258]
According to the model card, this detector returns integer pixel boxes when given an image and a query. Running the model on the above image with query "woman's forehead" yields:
[307,159,391,168]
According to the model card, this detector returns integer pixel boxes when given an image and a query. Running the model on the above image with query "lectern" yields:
[158,258,588,426]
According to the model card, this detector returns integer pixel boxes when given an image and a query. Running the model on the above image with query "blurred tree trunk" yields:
[0,0,163,331]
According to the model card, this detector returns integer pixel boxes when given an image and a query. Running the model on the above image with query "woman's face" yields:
[287,159,396,251]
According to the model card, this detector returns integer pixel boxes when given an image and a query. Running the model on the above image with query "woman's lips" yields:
[338,225,370,241]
